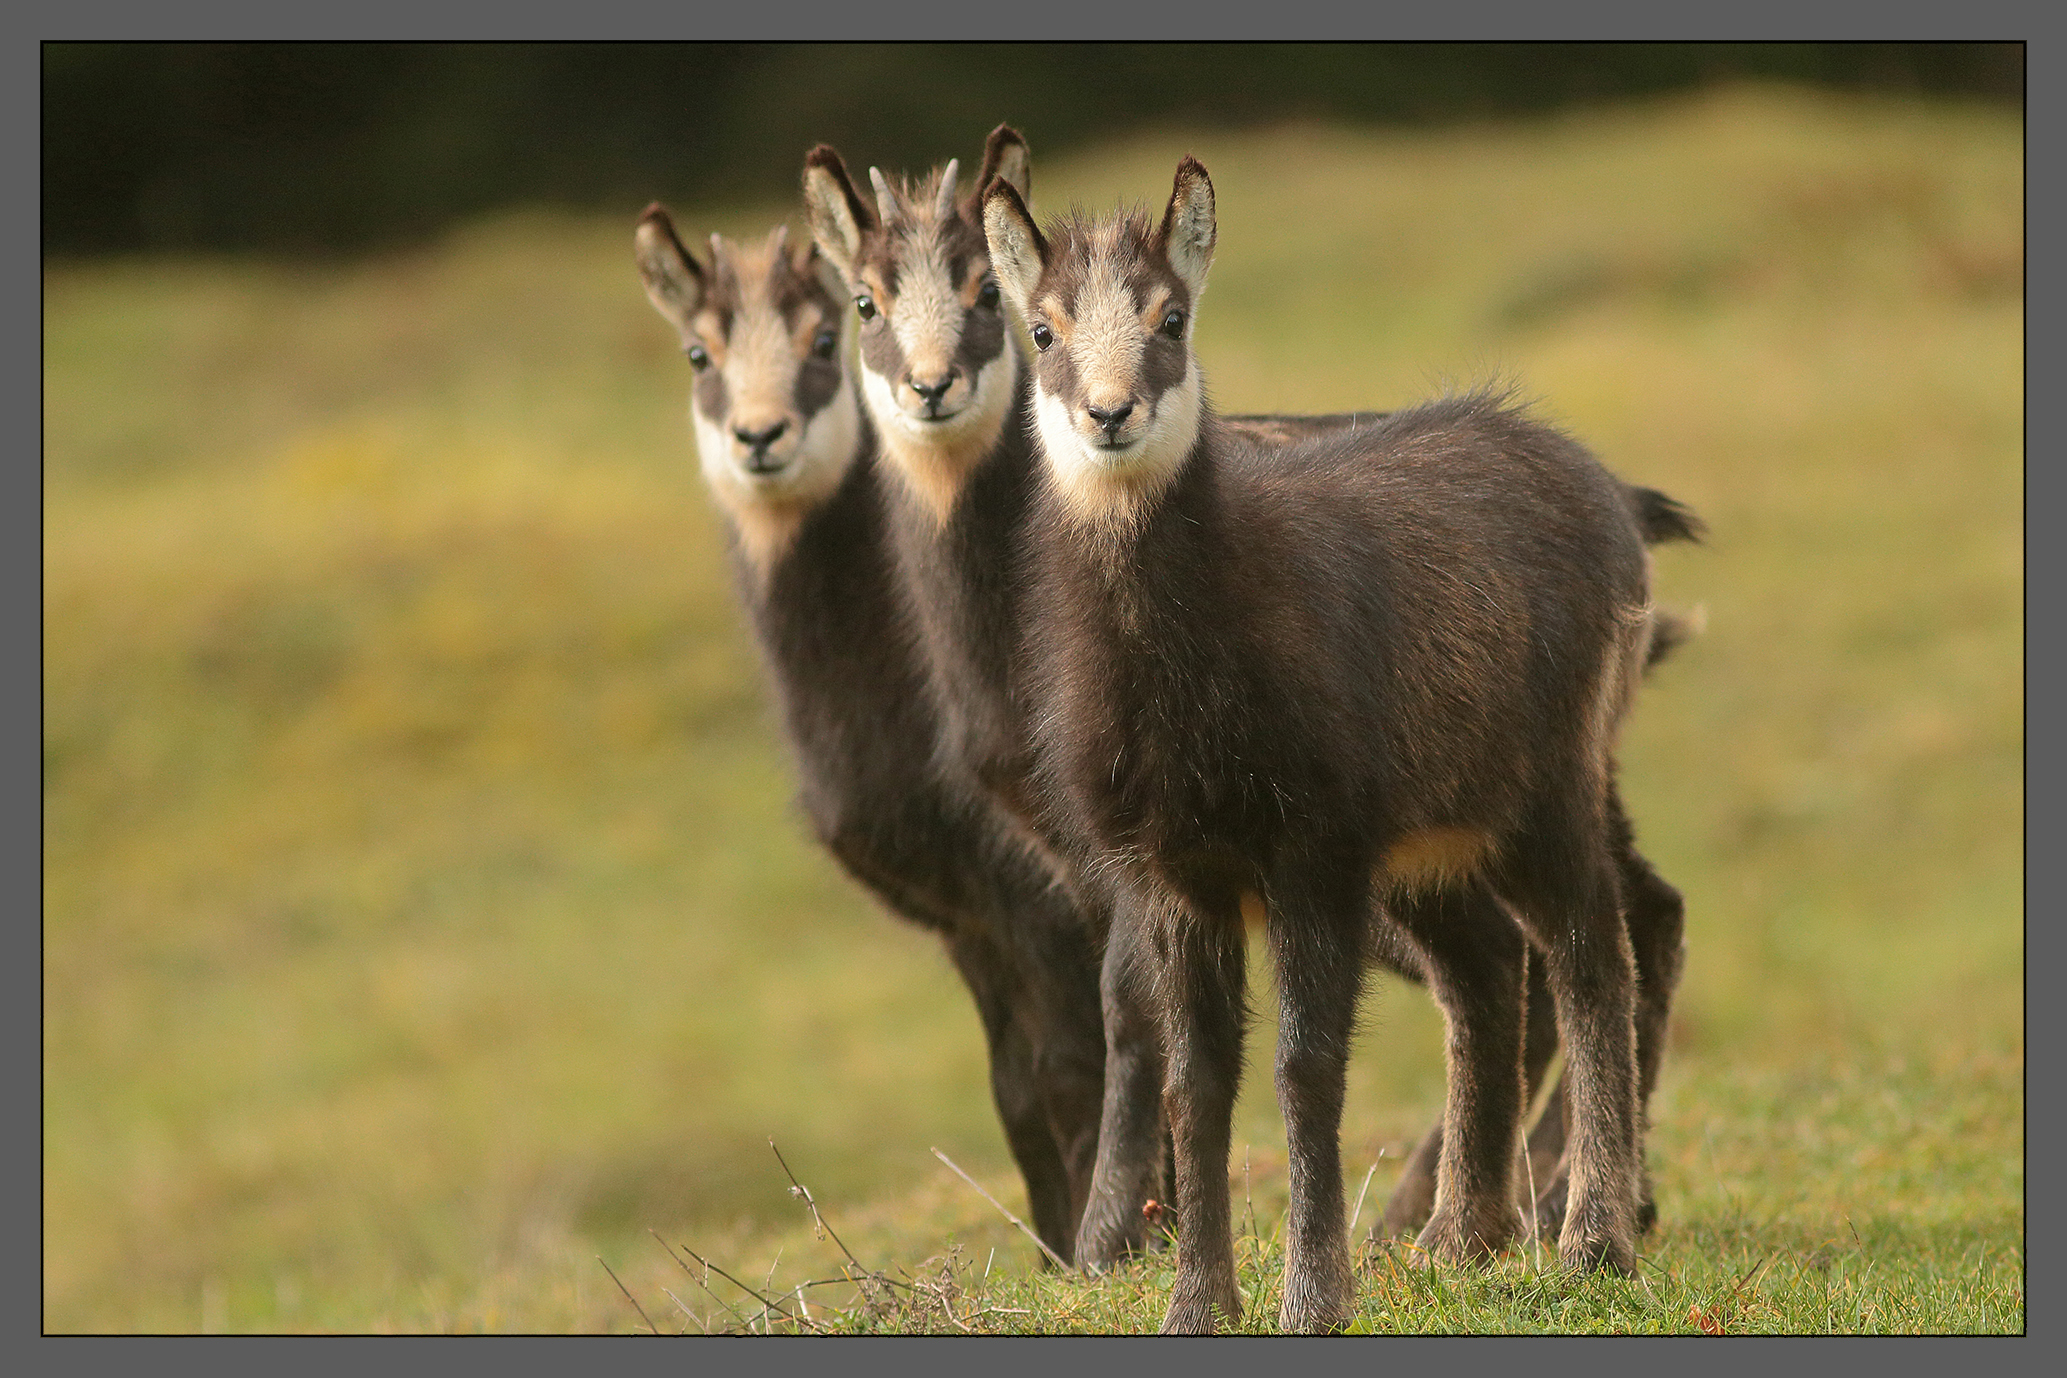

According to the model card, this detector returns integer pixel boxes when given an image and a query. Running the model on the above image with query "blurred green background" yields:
[43,45,2021,1332]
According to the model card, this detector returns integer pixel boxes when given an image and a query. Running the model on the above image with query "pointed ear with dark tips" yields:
[634,204,707,330]
[1156,156,1216,300]
[802,144,874,285]
[981,178,1046,313]
[972,124,1031,214]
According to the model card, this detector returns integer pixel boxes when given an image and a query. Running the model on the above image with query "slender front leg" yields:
[1268,873,1368,1333]
[1007,878,1111,1247]
[942,930,1077,1266]
[1075,890,1169,1270]
[1158,891,1248,1334]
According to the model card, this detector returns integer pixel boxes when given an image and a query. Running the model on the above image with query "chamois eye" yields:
[1029,323,1053,352]
[686,344,710,371]
[855,294,877,321]
[812,328,838,359]
[1161,309,1186,340]
[976,278,1000,310]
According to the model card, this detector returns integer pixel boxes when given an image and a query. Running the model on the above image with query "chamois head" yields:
[983,156,1216,527]
[635,206,861,559]
[802,125,1031,518]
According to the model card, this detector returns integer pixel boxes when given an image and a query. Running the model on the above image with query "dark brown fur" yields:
[989,161,1683,1331]
[809,132,1699,1285]
[635,209,1106,1263]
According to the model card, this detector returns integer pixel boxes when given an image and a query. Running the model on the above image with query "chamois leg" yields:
[1267,872,1369,1333]
[1383,879,1530,1267]
[1075,895,1170,1270]
[1157,891,1248,1334]
[1528,781,1684,1240]
[1498,825,1641,1276]
[943,930,1078,1267]
[1011,890,1110,1245]
[1376,946,1561,1239]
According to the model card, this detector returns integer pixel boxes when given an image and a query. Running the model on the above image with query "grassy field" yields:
[42,84,2022,1334]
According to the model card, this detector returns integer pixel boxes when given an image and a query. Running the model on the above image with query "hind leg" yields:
[1496,819,1641,1276]
[1379,878,1530,1267]
[1528,783,1684,1240]
[1377,942,1561,1240]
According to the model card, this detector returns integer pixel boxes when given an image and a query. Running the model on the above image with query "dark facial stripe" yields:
[792,352,842,422]
[694,366,730,425]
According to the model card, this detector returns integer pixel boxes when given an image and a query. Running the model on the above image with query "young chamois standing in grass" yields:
[984,159,1679,1332]
[803,128,1697,1283]
[632,208,1107,1264]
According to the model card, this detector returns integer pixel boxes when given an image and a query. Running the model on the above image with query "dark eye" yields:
[812,329,838,360]
[976,278,1000,310]
[1161,309,1186,340]
[1029,323,1053,352]
[855,294,877,321]
[686,344,710,371]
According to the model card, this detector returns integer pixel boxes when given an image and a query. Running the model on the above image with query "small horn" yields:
[869,166,901,223]
[934,158,960,219]
[770,223,790,256]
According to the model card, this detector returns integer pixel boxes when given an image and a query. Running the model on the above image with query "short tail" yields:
[1627,484,1706,547]
[1644,604,1707,674]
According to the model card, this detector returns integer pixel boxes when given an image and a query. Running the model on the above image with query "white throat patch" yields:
[861,345,1020,524]
[1032,357,1201,529]
[694,372,861,568]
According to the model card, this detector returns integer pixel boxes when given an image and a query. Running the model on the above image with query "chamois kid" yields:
[804,129,1694,1277]
[985,160,1665,1332]
[633,209,1106,1263]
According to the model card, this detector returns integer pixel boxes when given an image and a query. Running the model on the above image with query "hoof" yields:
[1075,1210,1148,1273]
[1278,1286,1353,1334]
[1160,1285,1244,1335]
[1557,1229,1637,1277]
[1278,1251,1354,1333]
[1416,1207,1520,1267]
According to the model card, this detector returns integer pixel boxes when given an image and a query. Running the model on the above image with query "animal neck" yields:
[1034,403,1221,602]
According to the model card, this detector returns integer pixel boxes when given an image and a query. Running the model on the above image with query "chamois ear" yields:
[802,144,875,285]
[972,124,1031,212]
[981,177,1046,313]
[1156,156,1216,301]
[633,202,707,330]
[801,238,846,303]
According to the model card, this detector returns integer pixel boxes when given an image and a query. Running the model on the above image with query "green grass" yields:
[43,83,2021,1333]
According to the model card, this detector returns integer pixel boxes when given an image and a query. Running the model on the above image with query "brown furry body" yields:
[987,162,1683,1332]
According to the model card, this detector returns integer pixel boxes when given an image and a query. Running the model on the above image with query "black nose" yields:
[1086,403,1134,438]
[909,372,958,406]
[734,420,788,452]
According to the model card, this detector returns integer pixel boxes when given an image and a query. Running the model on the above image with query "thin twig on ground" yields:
[770,1138,873,1277]
[930,1146,1072,1272]
[660,1285,706,1334]
[596,1254,660,1335]
[1347,1159,1378,1237]
[650,1230,756,1331]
